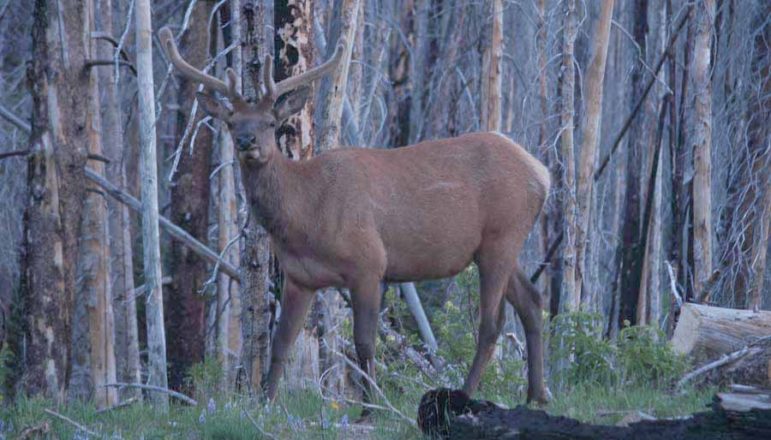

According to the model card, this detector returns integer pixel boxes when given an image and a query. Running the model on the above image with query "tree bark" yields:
[691,0,715,295]
[166,0,214,391]
[98,0,141,401]
[574,0,615,307]
[136,0,168,409]
[480,0,503,132]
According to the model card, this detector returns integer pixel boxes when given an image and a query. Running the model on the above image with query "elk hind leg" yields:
[505,266,549,404]
[462,250,511,396]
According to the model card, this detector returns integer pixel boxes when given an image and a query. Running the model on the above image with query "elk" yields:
[159,27,550,408]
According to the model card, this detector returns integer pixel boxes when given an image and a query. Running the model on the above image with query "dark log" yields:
[417,388,771,439]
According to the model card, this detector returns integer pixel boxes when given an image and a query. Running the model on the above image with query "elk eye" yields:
[269,121,276,128]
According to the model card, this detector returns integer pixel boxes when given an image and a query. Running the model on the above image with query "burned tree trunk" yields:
[237,0,273,394]
[12,0,90,401]
[166,0,214,391]
[417,388,771,440]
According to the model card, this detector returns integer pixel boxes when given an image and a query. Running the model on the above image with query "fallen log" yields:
[417,388,771,440]
[671,303,771,363]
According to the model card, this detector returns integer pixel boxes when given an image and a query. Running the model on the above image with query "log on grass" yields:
[671,303,771,362]
[417,388,771,440]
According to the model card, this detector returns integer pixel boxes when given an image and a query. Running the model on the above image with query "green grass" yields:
[0,384,718,439]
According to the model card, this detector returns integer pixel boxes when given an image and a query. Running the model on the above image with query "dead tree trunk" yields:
[136,0,168,409]
[98,0,142,401]
[617,0,648,326]
[69,0,118,409]
[559,0,578,312]
[166,1,214,391]
[314,0,361,396]
[237,0,273,394]
[574,0,615,306]
[274,0,319,390]
[691,0,715,295]
[13,0,90,401]
[480,0,503,132]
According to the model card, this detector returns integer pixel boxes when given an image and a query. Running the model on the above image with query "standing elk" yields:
[159,28,550,410]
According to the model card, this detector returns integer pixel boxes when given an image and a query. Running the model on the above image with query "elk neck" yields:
[238,150,298,242]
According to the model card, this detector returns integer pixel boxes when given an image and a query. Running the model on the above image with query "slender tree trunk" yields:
[166,1,214,391]
[618,0,649,326]
[210,1,243,392]
[480,0,503,132]
[691,0,715,296]
[574,0,615,306]
[315,0,360,395]
[136,0,168,409]
[560,0,578,312]
[97,0,141,401]
[237,0,273,394]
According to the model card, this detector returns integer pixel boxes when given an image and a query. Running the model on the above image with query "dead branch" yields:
[0,102,31,133]
[43,408,99,437]
[676,346,752,390]
[103,382,198,406]
[0,149,30,160]
[95,396,140,414]
[85,168,241,280]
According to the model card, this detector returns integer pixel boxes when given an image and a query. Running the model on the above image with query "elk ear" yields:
[196,92,232,121]
[273,86,311,122]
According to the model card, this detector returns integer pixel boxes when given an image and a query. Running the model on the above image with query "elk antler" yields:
[158,27,242,101]
[263,37,347,99]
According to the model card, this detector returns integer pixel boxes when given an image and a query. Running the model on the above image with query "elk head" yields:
[158,27,345,164]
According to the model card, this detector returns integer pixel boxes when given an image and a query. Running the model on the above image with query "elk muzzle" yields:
[236,134,257,151]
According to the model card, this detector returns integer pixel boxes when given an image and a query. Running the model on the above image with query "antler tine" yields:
[267,37,347,98]
[158,27,239,100]
[262,54,277,99]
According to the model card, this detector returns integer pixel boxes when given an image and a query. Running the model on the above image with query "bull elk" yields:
[159,27,550,409]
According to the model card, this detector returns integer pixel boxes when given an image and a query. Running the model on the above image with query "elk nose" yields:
[236,134,257,151]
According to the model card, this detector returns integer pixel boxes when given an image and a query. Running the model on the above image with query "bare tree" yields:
[574,0,615,307]
[97,0,141,401]
[136,0,168,409]
[237,0,273,394]
[691,0,715,296]
[69,0,118,409]
[13,0,91,401]
[480,0,503,132]
[166,1,214,390]
[559,0,578,311]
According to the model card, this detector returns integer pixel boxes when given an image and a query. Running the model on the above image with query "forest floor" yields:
[0,384,717,439]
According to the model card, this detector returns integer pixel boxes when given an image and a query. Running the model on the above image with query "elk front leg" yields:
[263,277,314,401]
[350,277,383,419]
